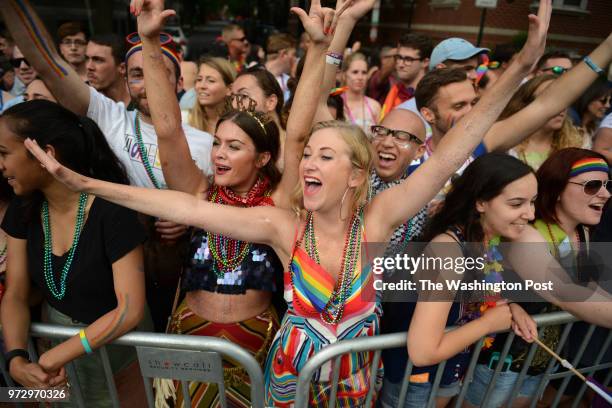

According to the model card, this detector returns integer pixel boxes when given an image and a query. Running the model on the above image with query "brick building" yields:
[351,0,610,56]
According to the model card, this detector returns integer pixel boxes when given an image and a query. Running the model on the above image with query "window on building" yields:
[553,0,587,10]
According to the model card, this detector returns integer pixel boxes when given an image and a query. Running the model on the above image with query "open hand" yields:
[24,138,91,193]
[515,0,552,71]
[130,0,176,39]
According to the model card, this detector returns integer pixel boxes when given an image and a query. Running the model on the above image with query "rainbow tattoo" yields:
[10,0,68,77]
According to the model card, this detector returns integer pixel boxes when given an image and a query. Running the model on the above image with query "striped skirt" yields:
[169,299,280,408]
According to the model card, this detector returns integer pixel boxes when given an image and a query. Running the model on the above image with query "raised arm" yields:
[484,32,612,152]
[271,0,334,208]
[24,138,293,252]
[366,0,551,240]
[132,0,208,196]
[0,0,89,115]
[313,0,377,123]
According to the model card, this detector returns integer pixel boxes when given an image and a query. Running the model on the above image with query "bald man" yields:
[370,108,427,243]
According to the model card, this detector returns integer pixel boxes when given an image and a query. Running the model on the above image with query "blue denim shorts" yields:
[378,376,461,408]
[465,364,545,407]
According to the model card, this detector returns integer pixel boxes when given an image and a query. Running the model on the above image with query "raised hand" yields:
[336,0,377,24]
[515,0,552,71]
[130,0,176,39]
[24,138,91,193]
[291,0,336,45]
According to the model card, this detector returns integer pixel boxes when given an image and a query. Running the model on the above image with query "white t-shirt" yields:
[599,112,612,130]
[87,87,213,188]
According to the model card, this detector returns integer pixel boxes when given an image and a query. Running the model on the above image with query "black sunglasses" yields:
[9,57,29,68]
[568,179,612,195]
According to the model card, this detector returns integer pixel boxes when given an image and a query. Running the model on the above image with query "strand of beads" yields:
[206,189,252,278]
[134,112,161,189]
[42,193,88,300]
[305,207,363,324]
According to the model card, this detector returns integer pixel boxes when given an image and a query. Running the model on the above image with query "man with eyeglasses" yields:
[376,33,433,119]
[221,24,249,73]
[57,22,88,82]
[534,49,573,77]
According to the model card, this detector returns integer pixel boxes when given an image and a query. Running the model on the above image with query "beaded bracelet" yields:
[583,56,604,75]
[79,329,93,354]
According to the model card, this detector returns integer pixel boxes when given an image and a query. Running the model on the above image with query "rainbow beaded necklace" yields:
[303,207,363,324]
[42,193,89,300]
[134,112,161,189]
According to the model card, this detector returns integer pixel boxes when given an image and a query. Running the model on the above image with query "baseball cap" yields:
[429,38,489,71]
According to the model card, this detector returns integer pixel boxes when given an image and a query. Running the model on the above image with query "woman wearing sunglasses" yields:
[466,148,612,407]
[186,56,236,135]
[502,74,584,170]
[570,77,611,140]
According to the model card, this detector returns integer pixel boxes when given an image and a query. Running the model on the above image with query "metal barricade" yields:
[1,322,266,408]
[294,311,612,408]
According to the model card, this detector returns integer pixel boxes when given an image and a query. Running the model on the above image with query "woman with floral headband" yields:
[32,0,552,405]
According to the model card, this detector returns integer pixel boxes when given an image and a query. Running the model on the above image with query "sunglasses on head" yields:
[125,32,173,46]
[542,66,568,76]
[9,57,29,68]
[568,179,612,195]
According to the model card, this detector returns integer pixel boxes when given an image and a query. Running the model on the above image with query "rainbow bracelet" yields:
[79,329,93,354]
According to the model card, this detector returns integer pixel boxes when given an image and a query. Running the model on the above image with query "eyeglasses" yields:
[126,32,173,46]
[567,179,612,195]
[231,36,248,43]
[542,66,568,76]
[60,39,87,47]
[9,57,29,68]
[371,125,422,147]
[394,55,421,64]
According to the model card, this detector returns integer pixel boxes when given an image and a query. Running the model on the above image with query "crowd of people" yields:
[0,0,611,407]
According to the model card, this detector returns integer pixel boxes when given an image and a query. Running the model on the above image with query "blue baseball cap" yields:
[429,38,489,71]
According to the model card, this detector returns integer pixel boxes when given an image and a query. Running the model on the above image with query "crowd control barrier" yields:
[1,312,610,408]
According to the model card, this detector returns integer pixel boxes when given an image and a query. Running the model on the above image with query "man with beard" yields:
[1,0,213,331]
[86,34,130,105]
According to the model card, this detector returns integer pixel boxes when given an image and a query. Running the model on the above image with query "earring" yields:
[340,187,351,221]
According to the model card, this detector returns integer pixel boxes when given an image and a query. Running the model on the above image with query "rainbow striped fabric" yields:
[264,242,382,407]
[569,157,609,177]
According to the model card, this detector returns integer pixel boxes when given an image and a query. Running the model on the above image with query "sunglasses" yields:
[568,179,612,195]
[394,55,421,64]
[371,125,422,147]
[9,57,29,68]
[542,66,568,76]
[125,32,173,46]
[598,95,611,105]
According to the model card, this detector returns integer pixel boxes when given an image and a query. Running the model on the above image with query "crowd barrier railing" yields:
[1,312,610,408]
[294,311,612,408]
[0,322,266,408]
